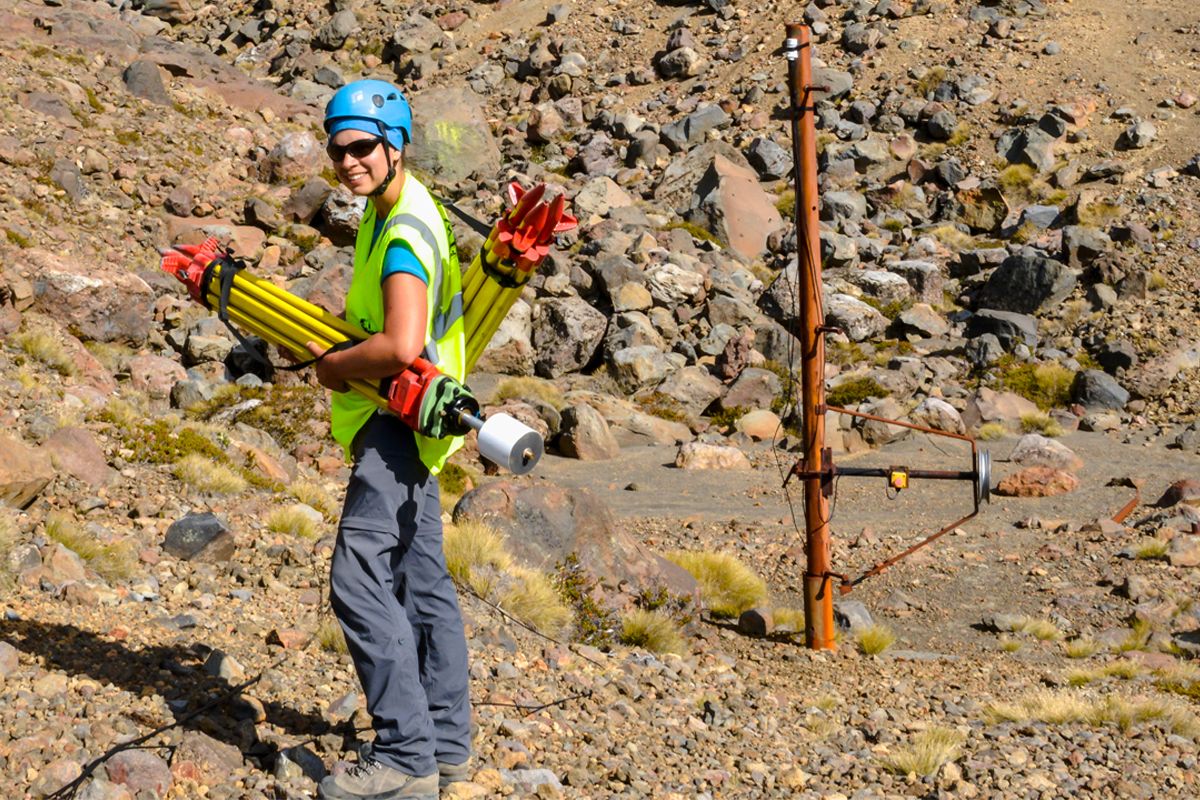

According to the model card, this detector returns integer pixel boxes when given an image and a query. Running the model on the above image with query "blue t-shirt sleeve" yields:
[380,241,428,285]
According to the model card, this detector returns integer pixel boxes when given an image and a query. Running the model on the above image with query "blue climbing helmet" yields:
[324,79,412,147]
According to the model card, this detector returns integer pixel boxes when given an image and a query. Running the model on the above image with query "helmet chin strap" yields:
[370,122,397,199]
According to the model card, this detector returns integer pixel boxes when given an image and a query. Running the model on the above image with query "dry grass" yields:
[999,634,1023,652]
[621,609,685,655]
[266,505,322,540]
[444,519,512,598]
[665,550,767,619]
[173,454,249,495]
[1066,660,1145,686]
[975,422,1010,441]
[102,394,147,430]
[1076,200,1123,229]
[499,566,572,638]
[83,341,134,373]
[1020,411,1065,437]
[916,66,947,97]
[1012,616,1062,641]
[878,726,965,777]
[44,511,134,581]
[15,330,76,376]
[289,481,339,522]
[316,618,349,655]
[928,224,974,252]
[1118,619,1154,653]
[1132,537,1171,560]
[492,377,565,411]
[989,690,1200,739]
[1064,637,1104,659]
[15,367,36,389]
[772,606,805,632]
[0,515,17,589]
[856,624,897,655]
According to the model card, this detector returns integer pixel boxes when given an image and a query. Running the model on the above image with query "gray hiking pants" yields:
[329,412,471,777]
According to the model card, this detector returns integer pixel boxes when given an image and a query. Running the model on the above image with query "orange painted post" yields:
[785,24,836,650]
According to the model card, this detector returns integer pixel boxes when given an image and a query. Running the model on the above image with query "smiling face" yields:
[327,129,400,197]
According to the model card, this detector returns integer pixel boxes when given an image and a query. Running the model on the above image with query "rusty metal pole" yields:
[785,24,836,650]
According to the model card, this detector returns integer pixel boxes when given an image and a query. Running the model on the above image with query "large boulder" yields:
[532,297,607,378]
[0,436,54,509]
[608,346,676,394]
[653,141,753,213]
[407,87,502,184]
[1009,434,1084,471]
[675,442,751,469]
[453,483,697,593]
[572,177,634,221]
[1072,369,1129,411]
[561,390,690,446]
[474,300,534,376]
[557,403,620,461]
[975,253,1077,315]
[687,155,783,260]
[264,131,323,184]
[961,388,1039,430]
[910,397,966,434]
[824,294,888,342]
[42,427,117,489]
[965,309,1039,351]
[24,250,155,345]
[654,367,723,419]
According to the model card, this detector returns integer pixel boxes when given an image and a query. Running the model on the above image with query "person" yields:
[304,79,471,800]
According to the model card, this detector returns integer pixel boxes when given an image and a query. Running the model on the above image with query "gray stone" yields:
[315,9,357,49]
[824,294,888,342]
[746,137,793,180]
[821,191,868,222]
[658,47,704,80]
[1072,369,1129,411]
[607,346,675,394]
[897,303,949,339]
[163,513,236,563]
[1097,340,1138,374]
[888,260,943,305]
[1122,120,1157,149]
[661,104,729,152]
[122,60,172,106]
[1061,226,1111,269]
[966,333,1004,368]
[558,403,620,461]
[926,110,958,140]
[719,367,781,412]
[738,607,774,637]
[841,23,883,54]
[1009,434,1084,471]
[533,297,608,378]
[965,309,1039,350]
[654,367,723,419]
[1020,204,1062,231]
[407,87,502,185]
[834,600,873,631]
[910,397,966,434]
[976,253,1077,315]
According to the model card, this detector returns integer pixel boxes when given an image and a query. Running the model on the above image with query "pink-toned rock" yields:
[61,334,120,394]
[267,628,311,649]
[232,443,291,486]
[889,134,917,161]
[1120,650,1178,670]
[265,130,323,184]
[0,641,19,678]
[28,759,82,798]
[558,403,620,461]
[165,216,266,261]
[43,426,117,489]
[105,750,173,798]
[43,542,88,583]
[691,154,784,260]
[22,249,154,345]
[0,435,53,509]
[1175,93,1198,109]
[32,672,68,697]
[1157,479,1200,508]
[736,409,782,441]
[293,262,353,318]
[994,467,1080,498]
[1008,434,1084,471]
[77,777,133,800]
[675,442,751,470]
[962,387,1040,430]
[128,355,187,401]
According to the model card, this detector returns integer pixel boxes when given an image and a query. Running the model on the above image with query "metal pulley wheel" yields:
[975,449,992,506]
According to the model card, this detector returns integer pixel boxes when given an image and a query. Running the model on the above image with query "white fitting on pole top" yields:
[460,412,544,476]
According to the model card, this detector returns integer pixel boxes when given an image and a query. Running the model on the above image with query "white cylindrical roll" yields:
[477,413,544,475]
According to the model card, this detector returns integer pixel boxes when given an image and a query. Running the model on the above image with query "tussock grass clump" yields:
[100,395,146,430]
[999,634,1023,652]
[1076,200,1123,229]
[173,454,249,495]
[975,422,1010,441]
[827,377,890,408]
[491,377,565,411]
[1011,616,1061,641]
[289,481,338,522]
[856,624,897,655]
[879,726,965,777]
[1020,411,1065,437]
[444,520,512,598]
[917,66,947,97]
[499,566,572,637]
[774,188,796,220]
[621,609,685,655]
[44,512,134,581]
[1118,619,1154,653]
[1132,537,1171,560]
[0,515,17,589]
[1066,660,1144,686]
[665,551,767,619]
[316,618,349,655]
[266,505,322,539]
[1000,363,1076,410]
[992,692,1200,739]
[84,341,134,374]
[773,606,805,632]
[1064,637,1104,659]
[929,224,974,252]
[986,690,1091,725]
[15,330,76,376]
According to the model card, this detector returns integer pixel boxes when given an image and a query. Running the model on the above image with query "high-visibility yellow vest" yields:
[330,172,466,474]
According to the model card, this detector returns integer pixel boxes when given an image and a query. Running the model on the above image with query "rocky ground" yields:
[2,0,1200,797]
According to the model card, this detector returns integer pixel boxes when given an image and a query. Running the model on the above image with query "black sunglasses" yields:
[326,137,384,163]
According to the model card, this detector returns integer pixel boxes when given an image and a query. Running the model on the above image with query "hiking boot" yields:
[316,757,438,800]
[437,760,470,787]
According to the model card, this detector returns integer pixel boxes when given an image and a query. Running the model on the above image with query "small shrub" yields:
[827,377,889,408]
[555,554,620,646]
[861,296,912,321]
[665,551,767,619]
[661,220,718,245]
[621,609,685,655]
[83,342,134,374]
[917,66,947,97]
[1020,411,1065,437]
[947,123,972,148]
[998,164,1036,196]
[879,726,964,777]
[491,377,565,411]
[189,384,332,450]
[317,618,349,655]
[289,481,338,522]
[709,405,748,429]
[173,454,249,495]
[438,462,476,497]
[1147,272,1167,291]
[976,422,1010,441]
[775,188,796,220]
[856,624,897,655]
[636,392,689,423]
[1117,619,1153,653]
[115,130,141,146]
[1011,616,1061,641]
[266,505,321,539]
[44,512,134,581]
[499,566,572,638]
[1076,200,1123,229]
[1064,637,1103,659]
[828,342,867,365]
[1132,537,1170,560]
[999,363,1075,410]
[444,520,511,598]
[15,330,76,376]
